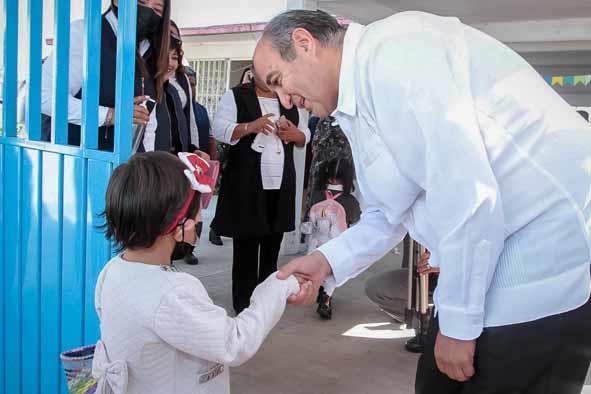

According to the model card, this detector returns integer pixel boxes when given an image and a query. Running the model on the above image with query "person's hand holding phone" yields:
[133,95,153,126]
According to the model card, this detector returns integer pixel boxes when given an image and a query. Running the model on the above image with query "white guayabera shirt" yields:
[318,11,591,340]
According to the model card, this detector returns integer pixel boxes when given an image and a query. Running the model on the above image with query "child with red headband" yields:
[92,151,302,394]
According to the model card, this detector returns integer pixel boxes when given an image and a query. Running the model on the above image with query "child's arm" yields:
[153,273,299,367]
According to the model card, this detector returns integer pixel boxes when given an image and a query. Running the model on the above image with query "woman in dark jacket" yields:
[211,69,309,313]
[164,22,213,265]
[41,0,173,152]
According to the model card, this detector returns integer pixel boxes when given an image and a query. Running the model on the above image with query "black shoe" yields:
[404,335,424,353]
[209,229,223,246]
[316,286,327,303]
[184,254,199,265]
[317,294,332,320]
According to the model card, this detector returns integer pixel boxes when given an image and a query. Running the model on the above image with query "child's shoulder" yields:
[100,257,206,294]
[157,266,211,299]
[160,266,204,287]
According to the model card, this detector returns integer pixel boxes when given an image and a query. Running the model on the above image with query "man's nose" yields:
[275,90,294,109]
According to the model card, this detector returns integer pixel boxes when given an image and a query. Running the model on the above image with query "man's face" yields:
[251,68,272,93]
[253,32,338,117]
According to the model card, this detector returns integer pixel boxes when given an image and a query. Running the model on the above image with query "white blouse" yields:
[92,256,299,394]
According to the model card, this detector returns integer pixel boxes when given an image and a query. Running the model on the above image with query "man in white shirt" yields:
[253,10,591,393]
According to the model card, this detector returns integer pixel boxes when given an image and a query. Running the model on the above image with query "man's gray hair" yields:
[263,10,346,62]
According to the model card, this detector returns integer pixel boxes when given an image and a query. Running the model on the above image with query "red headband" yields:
[163,189,196,234]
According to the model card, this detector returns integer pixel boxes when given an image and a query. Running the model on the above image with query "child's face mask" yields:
[171,215,202,261]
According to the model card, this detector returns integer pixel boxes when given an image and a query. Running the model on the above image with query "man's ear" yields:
[292,28,316,55]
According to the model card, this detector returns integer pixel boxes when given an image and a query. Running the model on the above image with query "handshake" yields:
[276,251,333,305]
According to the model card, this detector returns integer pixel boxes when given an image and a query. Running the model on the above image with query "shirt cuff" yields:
[317,238,349,287]
[285,275,300,297]
[436,305,484,340]
[225,123,239,146]
[98,106,110,127]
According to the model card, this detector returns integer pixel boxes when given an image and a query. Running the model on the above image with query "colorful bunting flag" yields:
[552,76,564,86]
[574,75,587,86]
[544,74,591,87]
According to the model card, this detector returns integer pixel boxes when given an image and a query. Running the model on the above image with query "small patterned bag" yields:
[60,345,98,394]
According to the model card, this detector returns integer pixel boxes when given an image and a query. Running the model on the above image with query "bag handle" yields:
[325,190,343,200]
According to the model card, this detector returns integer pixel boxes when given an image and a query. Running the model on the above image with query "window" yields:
[189,59,229,118]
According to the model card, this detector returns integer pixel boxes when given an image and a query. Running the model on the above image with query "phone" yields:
[144,97,156,113]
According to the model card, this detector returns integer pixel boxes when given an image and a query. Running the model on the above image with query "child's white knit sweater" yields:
[92,256,299,394]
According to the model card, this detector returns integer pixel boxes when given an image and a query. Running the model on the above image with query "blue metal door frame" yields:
[1,0,137,392]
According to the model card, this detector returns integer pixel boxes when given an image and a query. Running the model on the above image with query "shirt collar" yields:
[106,9,151,56]
[333,23,365,118]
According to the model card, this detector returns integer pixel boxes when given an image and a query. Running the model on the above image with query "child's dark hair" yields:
[103,152,201,250]
[316,158,355,195]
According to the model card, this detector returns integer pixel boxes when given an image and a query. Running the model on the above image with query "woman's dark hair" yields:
[141,0,172,103]
[239,66,253,85]
[103,152,201,251]
[170,20,187,78]
[316,158,356,195]
[186,66,197,98]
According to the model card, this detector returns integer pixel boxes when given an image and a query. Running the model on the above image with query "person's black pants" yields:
[232,232,284,314]
[416,296,591,394]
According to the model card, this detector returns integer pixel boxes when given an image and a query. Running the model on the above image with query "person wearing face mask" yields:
[92,151,304,393]
[211,66,310,314]
[164,21,212,265]
[41,0,174,152]
[165,21,205,156]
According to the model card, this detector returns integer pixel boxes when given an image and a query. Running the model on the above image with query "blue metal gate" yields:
[1,0,137,392]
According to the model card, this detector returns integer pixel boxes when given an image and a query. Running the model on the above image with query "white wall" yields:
[171,0,286,28]
[182,33,259,62]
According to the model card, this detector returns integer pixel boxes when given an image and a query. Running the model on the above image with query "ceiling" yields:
[319,0,591,24]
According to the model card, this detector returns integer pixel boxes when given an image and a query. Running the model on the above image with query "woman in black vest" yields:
[164,22,213,265]
[212,69,310,313]
[41,0,173,152]
[165,21,203,156]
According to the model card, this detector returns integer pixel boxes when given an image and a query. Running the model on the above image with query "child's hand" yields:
[254,271,303,300]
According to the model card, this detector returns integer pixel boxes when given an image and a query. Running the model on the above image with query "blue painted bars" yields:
[114,0,137,160]
[27,0,43,141]
[0,1,138,393]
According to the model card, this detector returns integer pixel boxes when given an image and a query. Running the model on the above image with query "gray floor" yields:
[177,199,591,394]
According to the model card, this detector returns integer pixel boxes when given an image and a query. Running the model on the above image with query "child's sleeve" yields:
[153,273,299,367]
[94,263,110,321]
